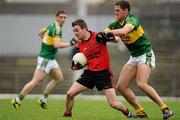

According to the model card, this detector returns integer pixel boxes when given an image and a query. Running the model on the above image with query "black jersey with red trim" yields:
[76,32,110,71]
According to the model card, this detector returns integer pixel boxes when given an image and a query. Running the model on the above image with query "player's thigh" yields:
[136,64,151,84]
[67,82,88,96]
[103,88,117,103]
[117,64,137,88]
[31,69,47,83]
[50,67,63,81]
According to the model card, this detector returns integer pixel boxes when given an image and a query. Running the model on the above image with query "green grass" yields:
[0,98,179,120]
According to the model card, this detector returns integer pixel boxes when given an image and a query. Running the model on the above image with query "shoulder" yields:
[47,21,60,30]
[46,21,57,36]
[46,21,56,32]
[107,20,118,29]
[47,21,55,28]
[91,32,99,41]
[48,21,61,35]
[125,12,140,28]
[92,31,98,36]
[126,12,139,23]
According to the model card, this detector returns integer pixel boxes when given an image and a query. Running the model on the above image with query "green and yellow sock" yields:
[136,107,144,114]
[160,103,168,110]
[43,92,49,98]
[18,94,25,101]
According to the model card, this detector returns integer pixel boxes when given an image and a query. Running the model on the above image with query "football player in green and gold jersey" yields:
[104,1,173,119]
[12,9,77,110]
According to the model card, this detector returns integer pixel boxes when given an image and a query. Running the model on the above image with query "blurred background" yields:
[0,0,180,97]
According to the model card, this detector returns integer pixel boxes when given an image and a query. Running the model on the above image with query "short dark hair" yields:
[115,0,131,12]
[72,19,88,30]
[56,9,66,17]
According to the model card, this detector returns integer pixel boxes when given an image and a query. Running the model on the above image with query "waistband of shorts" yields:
[131,50,154,57]
[38,56,55,60]
[86,69,109,74]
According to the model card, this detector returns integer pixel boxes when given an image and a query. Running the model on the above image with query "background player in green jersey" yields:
[103,0,173,119]
[12,9,76,110]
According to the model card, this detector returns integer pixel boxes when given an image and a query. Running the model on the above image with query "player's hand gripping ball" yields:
[71,52,87,70]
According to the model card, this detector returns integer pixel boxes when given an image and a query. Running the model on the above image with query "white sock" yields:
[127,111,131,117]
[40,96,47,103]
[15,97,21,104]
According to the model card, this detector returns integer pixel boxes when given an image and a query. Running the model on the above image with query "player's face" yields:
[114,5,128,21]
[72,25,86,40]
[56,13,67,26]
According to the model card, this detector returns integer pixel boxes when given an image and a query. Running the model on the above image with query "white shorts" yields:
[36,56,59,73]
[127,50,155,69]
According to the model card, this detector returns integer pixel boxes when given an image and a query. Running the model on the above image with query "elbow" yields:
[38,33,44,39]
[38,32,41,37]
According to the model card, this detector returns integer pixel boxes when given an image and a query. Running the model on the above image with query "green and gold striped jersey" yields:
[106,12,152,57]
[39,21,62,59]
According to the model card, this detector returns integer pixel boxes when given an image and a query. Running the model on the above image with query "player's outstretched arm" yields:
[53,38,78,48]
[106,24,133,37]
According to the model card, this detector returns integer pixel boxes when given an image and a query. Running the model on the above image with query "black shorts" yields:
[76,69,114,91]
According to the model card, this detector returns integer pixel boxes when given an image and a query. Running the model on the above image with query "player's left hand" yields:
[71,61,84,71]
[70,38,78,46]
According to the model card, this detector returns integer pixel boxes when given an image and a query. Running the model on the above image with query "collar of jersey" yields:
[81,31,92,42]
[119,12,132,25]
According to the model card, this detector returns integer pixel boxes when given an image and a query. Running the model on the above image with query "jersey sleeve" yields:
[105,22,116,30]
[126,16,136,30]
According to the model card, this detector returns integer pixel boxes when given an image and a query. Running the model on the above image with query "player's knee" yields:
[54,79,62,85]
[66,91,75,100]
[116,82,126,92]
[59,75,64,82]
[55,76,64,83]
[137,82,147,90]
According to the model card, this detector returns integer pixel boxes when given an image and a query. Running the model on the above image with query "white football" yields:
[72,52,87,67]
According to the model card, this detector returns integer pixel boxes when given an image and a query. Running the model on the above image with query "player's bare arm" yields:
[106,24,133,37]
[53,40,71,48]
[53,38,77,48]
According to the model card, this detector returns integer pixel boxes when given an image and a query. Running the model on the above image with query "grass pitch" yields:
[0,98,179,120]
